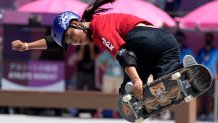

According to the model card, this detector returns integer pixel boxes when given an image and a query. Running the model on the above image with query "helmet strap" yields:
[79,21,88,30]
[69,21,93,41]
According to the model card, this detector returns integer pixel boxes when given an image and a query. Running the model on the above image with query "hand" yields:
[133,80,143,99]
[11,40,27,51]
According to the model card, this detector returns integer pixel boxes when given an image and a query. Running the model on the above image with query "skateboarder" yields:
[11,0,187,115]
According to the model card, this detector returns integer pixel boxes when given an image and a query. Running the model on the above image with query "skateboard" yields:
[117,64,212,122]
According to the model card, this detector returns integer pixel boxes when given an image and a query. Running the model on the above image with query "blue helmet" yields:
[51,11,80,47]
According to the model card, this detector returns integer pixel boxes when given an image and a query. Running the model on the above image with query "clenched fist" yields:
[11,40,27,52]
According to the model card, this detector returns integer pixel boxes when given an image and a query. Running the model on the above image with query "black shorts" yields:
[119,26,182,95]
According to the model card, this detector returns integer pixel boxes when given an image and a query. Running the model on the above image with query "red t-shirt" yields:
[89,13,153,57]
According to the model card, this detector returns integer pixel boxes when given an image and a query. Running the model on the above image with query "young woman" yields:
[12,0,182,116]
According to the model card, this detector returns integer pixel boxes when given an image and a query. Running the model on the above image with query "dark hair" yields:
[82,0,116,21]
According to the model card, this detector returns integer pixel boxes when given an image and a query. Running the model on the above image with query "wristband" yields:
[24,42,28,50]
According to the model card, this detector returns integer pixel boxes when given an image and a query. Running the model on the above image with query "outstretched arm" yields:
[12,38,47,51]
[11,36,62,51]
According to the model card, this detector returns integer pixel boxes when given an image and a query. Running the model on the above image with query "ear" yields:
[71,21,80,26]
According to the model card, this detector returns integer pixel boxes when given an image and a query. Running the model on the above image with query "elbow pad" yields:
[44,36,63,50]
[116,48,137,68]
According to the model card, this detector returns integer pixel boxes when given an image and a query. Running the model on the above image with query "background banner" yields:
[2,60,65,92]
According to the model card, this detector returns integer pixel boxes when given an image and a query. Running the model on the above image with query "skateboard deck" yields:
[117,64,212,122]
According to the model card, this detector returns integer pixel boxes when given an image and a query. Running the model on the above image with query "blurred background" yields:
[0,0,217,123]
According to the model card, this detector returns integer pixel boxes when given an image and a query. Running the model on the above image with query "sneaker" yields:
[125,81,133,93]
[183,55,197,67]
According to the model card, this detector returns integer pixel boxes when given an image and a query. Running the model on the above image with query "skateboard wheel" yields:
[171,72,181,80]
[123,94,132,102]
[135,117,144,123]
[184,95,193,102]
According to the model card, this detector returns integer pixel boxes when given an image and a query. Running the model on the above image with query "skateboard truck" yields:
[123,94,144,121]
[171,72,193,102]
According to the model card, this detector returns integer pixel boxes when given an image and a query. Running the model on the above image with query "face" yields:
[64,21,89,45]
